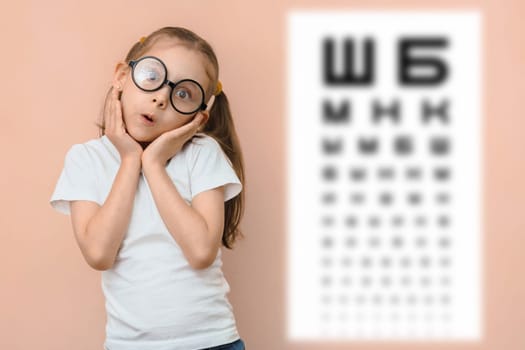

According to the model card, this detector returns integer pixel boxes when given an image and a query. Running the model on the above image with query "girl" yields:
[50,27,246,350]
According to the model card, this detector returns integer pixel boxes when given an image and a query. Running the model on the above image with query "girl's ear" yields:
[112,61,129,90]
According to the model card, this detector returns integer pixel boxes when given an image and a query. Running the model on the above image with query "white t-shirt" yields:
[50,134,243,350]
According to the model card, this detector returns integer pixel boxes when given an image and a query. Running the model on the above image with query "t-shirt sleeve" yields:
[188,136,242,202]
[49,144,102,215]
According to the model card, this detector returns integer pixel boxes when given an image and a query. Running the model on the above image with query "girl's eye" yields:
[142,69,160,81]
[144,70,159,81]
[175,89,191,99]
[135,68,162,87]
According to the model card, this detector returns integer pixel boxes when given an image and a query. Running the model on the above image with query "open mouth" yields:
[140,114,156,126]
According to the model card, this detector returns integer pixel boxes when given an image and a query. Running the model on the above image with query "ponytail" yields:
[197,91,246,249]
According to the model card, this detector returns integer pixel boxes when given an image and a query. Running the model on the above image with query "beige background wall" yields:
[1,0,524,349]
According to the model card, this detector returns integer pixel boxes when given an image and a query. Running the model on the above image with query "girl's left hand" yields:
[142,113,206,168]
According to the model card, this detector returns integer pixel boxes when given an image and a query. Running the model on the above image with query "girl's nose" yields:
[152,86,170,109]
[152,97,166,108]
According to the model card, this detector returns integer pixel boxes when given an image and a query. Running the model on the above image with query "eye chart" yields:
[287,11,482,340]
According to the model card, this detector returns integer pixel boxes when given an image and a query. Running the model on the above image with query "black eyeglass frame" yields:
[128,55,207,115]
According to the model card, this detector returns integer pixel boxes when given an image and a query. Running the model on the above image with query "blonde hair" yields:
[96,27,246,249]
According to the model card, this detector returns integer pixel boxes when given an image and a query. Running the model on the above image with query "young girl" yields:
[49,27,246,350]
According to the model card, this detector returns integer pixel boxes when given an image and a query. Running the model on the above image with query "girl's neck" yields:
[139,141,151,150]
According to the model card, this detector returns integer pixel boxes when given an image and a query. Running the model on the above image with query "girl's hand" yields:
[142,113,206,169]
[104,88,143,162]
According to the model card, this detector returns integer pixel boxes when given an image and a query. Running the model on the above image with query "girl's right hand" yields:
[104,87,143,162]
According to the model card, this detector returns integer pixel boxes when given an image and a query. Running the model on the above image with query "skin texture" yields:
[70,38,225,270]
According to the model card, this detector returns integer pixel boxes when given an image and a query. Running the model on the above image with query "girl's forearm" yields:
[84,157,141,270]
[142,161,215,269]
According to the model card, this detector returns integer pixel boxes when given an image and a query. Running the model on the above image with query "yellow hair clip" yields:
[139,36,146,44]
[214,80,222,96]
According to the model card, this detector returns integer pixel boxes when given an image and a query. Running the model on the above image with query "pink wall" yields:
[1,0,524,349]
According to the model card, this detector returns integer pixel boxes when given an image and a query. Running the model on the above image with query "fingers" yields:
[105,88,116,133]
[192,113,204,129]
[188,114,206,137]
[170,113,202,136]
[105,87,125,136]
[113,91,124,133]
[104,90,110,131]
[191,113,206,131]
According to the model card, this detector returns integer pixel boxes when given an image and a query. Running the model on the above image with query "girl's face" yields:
[114,39,213,143]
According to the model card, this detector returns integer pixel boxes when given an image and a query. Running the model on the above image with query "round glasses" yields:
[128,56,207,115]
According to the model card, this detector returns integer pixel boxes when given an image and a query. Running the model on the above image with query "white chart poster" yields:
[287,11,482,341]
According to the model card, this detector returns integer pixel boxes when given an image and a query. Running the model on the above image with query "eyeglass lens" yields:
[132,57,204,114]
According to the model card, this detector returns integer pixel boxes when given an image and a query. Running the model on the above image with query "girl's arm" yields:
[142,161,225,270]
[70,157,142,270]
[69,84,143,271]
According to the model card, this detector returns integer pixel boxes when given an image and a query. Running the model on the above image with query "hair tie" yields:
[139,36,146,44]
[214,80,222,96]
